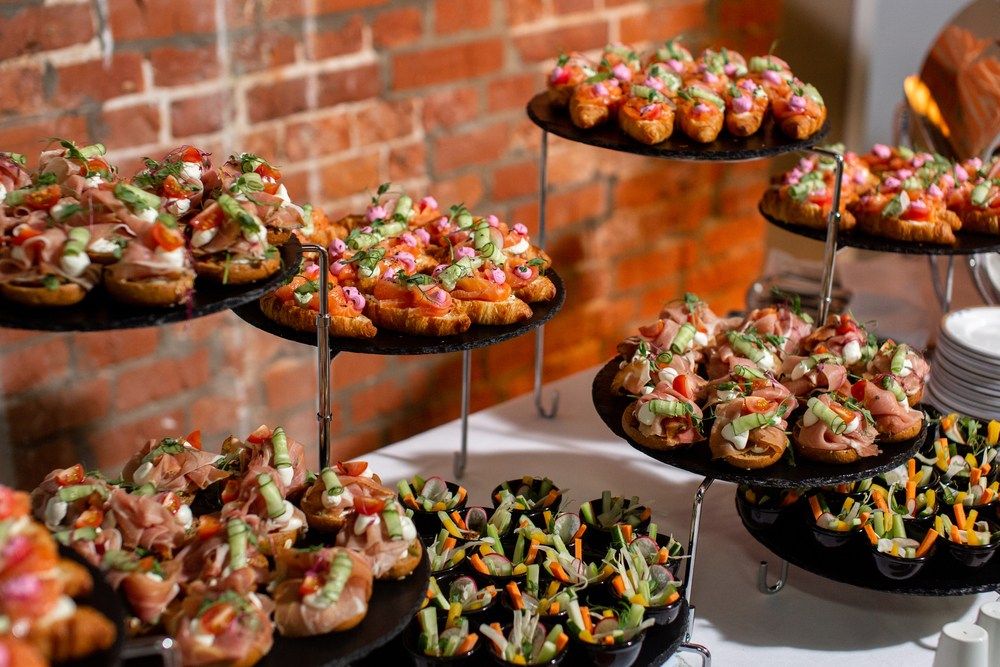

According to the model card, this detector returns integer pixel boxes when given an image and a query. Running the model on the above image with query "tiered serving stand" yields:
[0,236,442,666]
[522,87,1000,663]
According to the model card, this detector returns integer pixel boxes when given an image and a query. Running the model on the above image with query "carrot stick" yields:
[455,487,467,504]
[950,525,962,544]
[981,462,992,476]
[915,528,938,557]
[611,575,626,596]
[540,489,560,507]
[556,633,569,651]
[490,622,502,633]
[905,480,916,503]
[573,523,588,540]
[971,468,982,486]
[450,511,467,531]
[506,581,524,610]
[665,590,680,604]
[442,536,457,551]
[548,601,560,615]
[621,524,633,543]
[580,607,593,634]
[863,523,879,545]
[456,634,478,654]
[549,561,569,583]
[470,553,489,574]
[526,539,540,564]
[604,636,615,645]
[657,547,669,564]
[907,459,916,480]
[872,490,889,513]
[954,503,967,530]
[809,495,822,520]
[574,538,582,562]
[983,489,995,505]
[859,511,870,525]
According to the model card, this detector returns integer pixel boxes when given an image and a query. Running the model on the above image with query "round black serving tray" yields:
[592,357,928,488]
[736,493,1000,595]
[61,546,126,667]
[232,269,566,355]
[761,207,1000,256]
[355,599,690,667]
[526,93,829,162]
[0,238,302,332]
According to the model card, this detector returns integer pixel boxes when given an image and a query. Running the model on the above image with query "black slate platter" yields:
[356,599,690,667]
[736,493,1000,595]
[761,206,1000,256]
[60,546,126,667]
[232,269,566,355]
[592,357,927,488]
[0,238,302,332]
[526,93,829,162]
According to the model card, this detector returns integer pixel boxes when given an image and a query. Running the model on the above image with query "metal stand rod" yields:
[683,477,714,641]
[301,243,332,469]
[121,636,181,667]
[677,642,713,667]
[758,559,790,594]
[807,147,845,323]
[928,255,956,313]
[534,129,558,419]
[969,254,1000,305]
[453,349,472,479]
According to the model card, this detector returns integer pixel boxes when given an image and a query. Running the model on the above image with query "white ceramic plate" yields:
[941,307,1000,360]
[938,334,1000,369]
[934,347,1000,386]
[932,370,1000,405]
[927,381,1000,420]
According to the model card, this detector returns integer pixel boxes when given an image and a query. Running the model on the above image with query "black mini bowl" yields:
[429,549,467,577]
[500,582,570,624]
[808,522,860,548]
[491,478,563,525]
[606,582,683,626]
[890,490,938,533]
[574,629,648,667]
[431,572,503,622]
[406,481,469,539]
[403,618,481,666]
[487,623,568,667]
[945,522,1000,568]
[579,497,651,550]
[624,532,686,578]
[869,526,936,580]
[735,488,800,531]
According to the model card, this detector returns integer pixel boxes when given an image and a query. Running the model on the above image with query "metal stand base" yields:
[928,255,956,313]
[758,559,790,594]
[677,642,713,666]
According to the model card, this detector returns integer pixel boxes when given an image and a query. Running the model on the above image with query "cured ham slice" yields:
[778,355,850,397]
[123,438,229,494]
[273,548,373,637]
[107,489,187,556]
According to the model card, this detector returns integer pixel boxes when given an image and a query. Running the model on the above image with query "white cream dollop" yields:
[44,497,68,529]
[790,359,813,381]
[757,352,776,371]
[84,175,104,189]
[507,238,529,255]
[189,619,215,647]
[133,461,154,484]
[354,513,380,535]
[136,207,158,224]
[89,237,120,254]
[842,340,862,365]
[842,414,861,434]
[721,421,750,450]
[59,252,90,278]
[277,465,294,487]
[181,161,203,181]
[899,357,913,377]
[154,246,187,269]
[400,515,417,541]
[175,504,193,529]
[802,409,819,427]
[637,402,657,426]
[657,367,679,384]
[321,485,354,510]
[166,198,191,217]
[694,331,709,347]
[192,227,217,248]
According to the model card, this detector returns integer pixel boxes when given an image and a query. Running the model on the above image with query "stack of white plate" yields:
[928,307,1000,420]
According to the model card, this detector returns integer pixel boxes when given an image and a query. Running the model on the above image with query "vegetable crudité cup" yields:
[579,492,651,549]
[806,492,872,548]
[399,476,468,539]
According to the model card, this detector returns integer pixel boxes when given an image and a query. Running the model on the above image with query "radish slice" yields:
[465,507,488,535]
[594,618,619,635]
[421,477,450,501]
[449,576,478,605]
[553,513,581,543]
[483,553,513,576]
[629,536,659,563]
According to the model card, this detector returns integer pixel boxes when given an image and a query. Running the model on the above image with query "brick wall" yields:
[0,0,782,488]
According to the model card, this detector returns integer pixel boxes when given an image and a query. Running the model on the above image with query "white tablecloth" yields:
[363,366,996,666]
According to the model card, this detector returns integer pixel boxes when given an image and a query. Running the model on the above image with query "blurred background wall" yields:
[0,0,958,488]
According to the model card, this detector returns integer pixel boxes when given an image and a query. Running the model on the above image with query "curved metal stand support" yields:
[683,477,714,641]
[453,349,472,479]
[533,128,559,419]
[807,147,845,323]
[757,559,790,594]
[677,642,713,667]
[122,636,181,667]
[969,254,1000,305]
[928,255,956,313]
[300,243,332,469]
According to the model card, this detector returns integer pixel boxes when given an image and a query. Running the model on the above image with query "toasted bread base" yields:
[267,229,293,246]
[382,538,423,580]
[875,416,923,442]
[852,209,961,245]
[792,424,862,464]
[569,98,610,129]
[26,606,117,663]
[547,85,574,108]
[676,111,723,143]
[0,282,88,306]
[194,256,280,284]
[760,188,857,231]
[619,111,674,145]
[364,298,471,336]
[907,387,923,407]
[456,295,532,325]
[514,275,557,303]
[299,483,348,534]
[709,427,787,469]
[260,292,377,338]
[621,404,698,452]
[962,208,1000,235]
[777,106,827,140]
[105,272,194,307]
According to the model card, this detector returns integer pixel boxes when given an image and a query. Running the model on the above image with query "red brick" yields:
[510,181,606,233]
[0,66,44,116]
[614,240,696,291]
[435,0,491,33]
[493,160,539,200]
[507,0,547,25]
[262,357,317,411]
[7,377,110,443]
[246,77,309,123]
[330,429,384,461]
[238,125,284,161]
[1,336,70,395]
[620,2,707,44]
[319,153,381,200]
[99,104,161,150]
[316,0,389,11]
[74,329,160,372]
[355,100,415,145]
[89,409,185,470]
[348,378,409,426]
[317,64,381,106]
[331,354,388,391]
[109,0,215,40]
[314,14,365,59]
[555,0,595,12]
[514,21,609,63]
[285,111,352,162]
[260,0,307,20]
[422,85,480,129]
[0,4,94,60]
[434,122,508,173]
[232,30,297,75]
[150,45,221,87]
[393,39,504,90]
[430,173,485,210]
[171,91,229,138]
[0,116,88,171]
[702,215,765,253]
[114,349,211,411]
[372,7,424,48]
[488,73,538,112]
[389,141,427,181]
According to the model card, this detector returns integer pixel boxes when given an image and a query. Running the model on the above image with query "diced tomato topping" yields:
[299,574,320,598]
[850,380,867,402]
[642,104,662,120]
[197,515,224,540]
[180,146,204,163]
[200,603,237,635]
[160,492,182,514]
[835,313,857,336]
[137,556,156,572]
[829,402,856,423]
[552,69,571,85]
[190,206,222,231]
[85,157,110,174]
[185,429,202,450]
[337,461,368,477]
[74,509,104,529]
[742,397,775,414]
[672,374,693,399]
[11,226,42,246]
[255,163,281,193]
[56,464,85,487]
[902,205,931,221]
[808,191,832,207]
[161,174,188,198]
[353,496,386,516]
[24,185,61,210]
[220,480,241,504]
[152,222,185,251]
[246,425,272,444]
[638,320,665,339]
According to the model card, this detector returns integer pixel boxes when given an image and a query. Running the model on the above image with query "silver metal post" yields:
[758,559,790,594]
[807,147,844,323]
[301,243,332,469]
[684,477,714,641]
[453,349,472,478]
[928,255,956,313]
[121,636,181,667]
[534,129,558,418]
[677,642,713,667]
